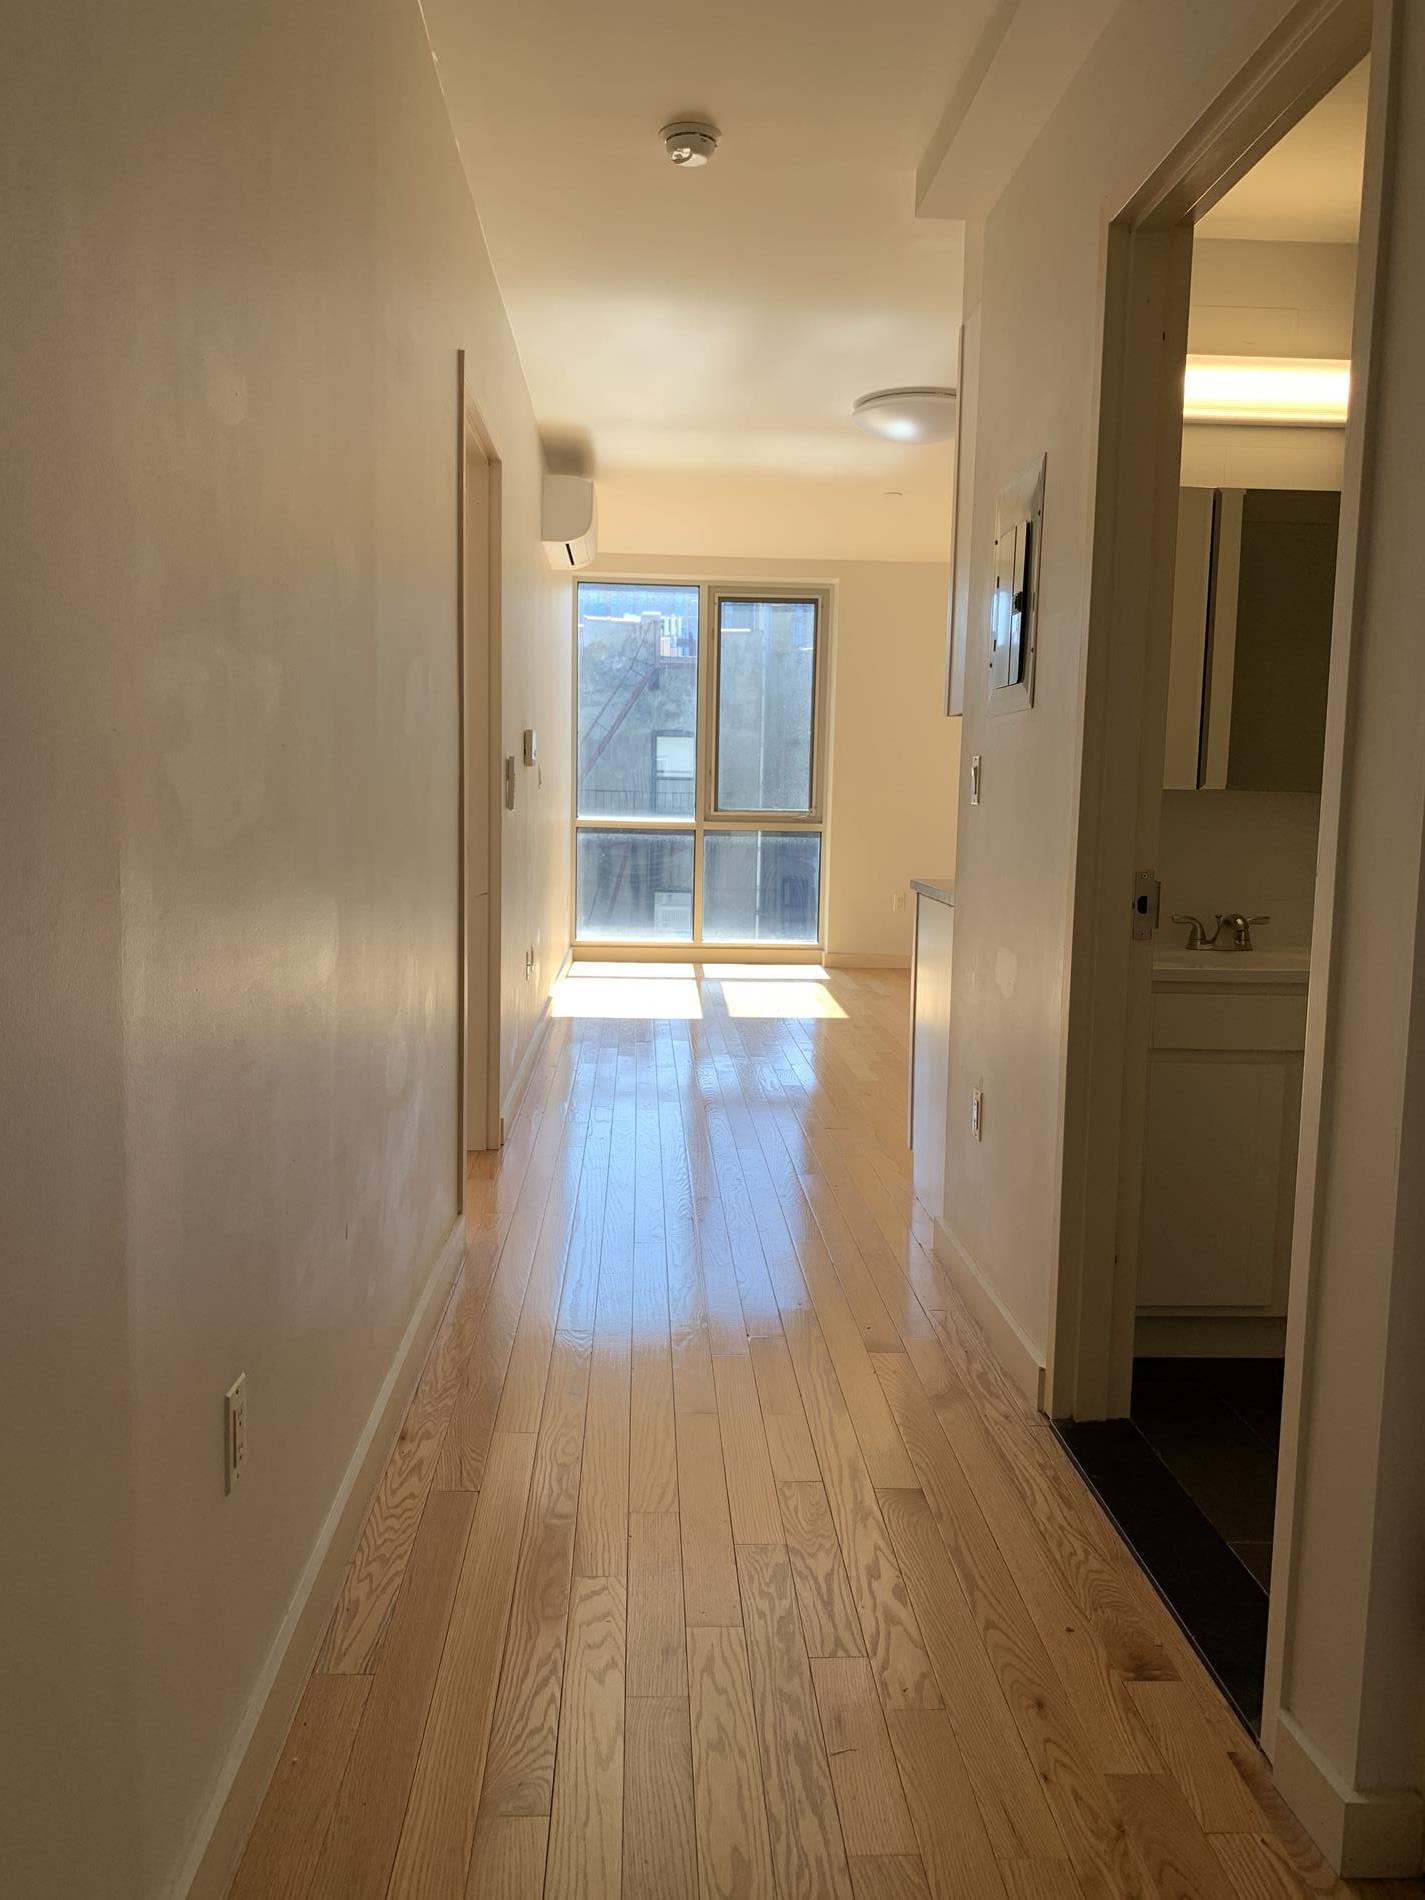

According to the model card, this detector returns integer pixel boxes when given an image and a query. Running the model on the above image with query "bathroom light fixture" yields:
[661,120,719,167]
[851,387,958,444]
[1183,355,1350,427]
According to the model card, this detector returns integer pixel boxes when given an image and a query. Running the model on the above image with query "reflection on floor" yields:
[551,960,845,1022]
[1055,1357,1284,1735]
[232,973,1403,1898]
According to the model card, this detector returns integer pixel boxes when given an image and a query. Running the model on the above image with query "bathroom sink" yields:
[1153,945,1310,985]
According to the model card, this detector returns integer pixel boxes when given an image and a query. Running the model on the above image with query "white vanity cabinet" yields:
[908,880,954,1221]
[1137,953,1308,1328]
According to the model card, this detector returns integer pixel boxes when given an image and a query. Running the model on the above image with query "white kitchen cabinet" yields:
[1137,955,1307,1319]
[908,881,954,1220]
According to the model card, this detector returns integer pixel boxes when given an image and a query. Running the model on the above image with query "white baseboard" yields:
[497,948,569,1142]
[932,1215,1047,1410]
[822,950,911,970]
[1270,1710,1424,1878]
[176,1214,466,1900]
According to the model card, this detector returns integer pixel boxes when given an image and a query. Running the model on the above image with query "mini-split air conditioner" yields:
[541,474,598,570]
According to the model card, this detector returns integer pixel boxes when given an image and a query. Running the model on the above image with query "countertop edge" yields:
[910,878,955,907]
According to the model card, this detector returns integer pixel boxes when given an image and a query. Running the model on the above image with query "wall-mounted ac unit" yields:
[542,474,598,570]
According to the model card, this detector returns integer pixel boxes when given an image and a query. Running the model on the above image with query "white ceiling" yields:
[1197,60,1368,245]
[423,0,1002,562]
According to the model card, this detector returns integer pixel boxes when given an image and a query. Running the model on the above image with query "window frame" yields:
[572,578,832,952]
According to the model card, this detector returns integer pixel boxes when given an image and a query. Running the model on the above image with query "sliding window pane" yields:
[715,597,817,812]
[577,830,694,942]
[703,831,821,944]
[578,583,699,818]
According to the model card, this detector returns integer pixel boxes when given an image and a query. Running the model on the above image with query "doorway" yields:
[1049,15,1378,1742]
[458,354,502,1166]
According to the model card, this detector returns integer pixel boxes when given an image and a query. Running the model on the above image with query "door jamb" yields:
[457,351,503,1184]
[1049,0,1372,1420]
[1048,0,1380,1764]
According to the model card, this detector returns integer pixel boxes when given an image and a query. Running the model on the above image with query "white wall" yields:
[0,2,568,1894]
[587,554,961,962]
[939,0,1322,1369]
[1159,793,1320,948]
[1181,237,1355,488]
[941,0,1425,1861]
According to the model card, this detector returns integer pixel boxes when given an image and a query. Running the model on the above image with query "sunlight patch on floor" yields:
[551,976,702,1019]
[569,960,698,980]
[700,962,828,981]
[719,980,846,1020]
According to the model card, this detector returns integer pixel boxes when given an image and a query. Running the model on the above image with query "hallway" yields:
[231,968,1414,1900]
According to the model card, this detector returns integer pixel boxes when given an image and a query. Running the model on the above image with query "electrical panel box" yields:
[989,455,1045,712]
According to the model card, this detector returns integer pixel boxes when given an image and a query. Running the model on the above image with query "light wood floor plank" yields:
[1107,1773,1237,1900]
[545,1576,626,1900]
[237,975,1414,1900]
[810,1657,917,1858]
[675,1411,742,1626]
[876,1485,1063,1862]
[465,1814,548,1899]
[479,1334,591,1817]
[848,1857,935,1900]
[750,1334,821,1483]
[1208,1831,1313,1900]
[714,1352,785,1545]
[886,1707,1010,1900]
[1124,1681,1257,1832]
[628,1511,688,1699]
[311,1489,476,1900]
[574,1258,633,1582]
[999,1862,1090,1900]
[688,1625,778,1900]
[629,1241,679,1512]
[737,1542,855,1900]
[387,1430,538,1900]
[229,1674,370,1900]
[623,1695,698,1900]
[783,1313,939,1709]
[778,1477,865,1660]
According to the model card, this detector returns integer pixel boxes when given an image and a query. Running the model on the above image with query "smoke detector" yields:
[661,120,720,167]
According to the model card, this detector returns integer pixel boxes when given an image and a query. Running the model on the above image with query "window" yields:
[703,830,822,943]
[574,582,827,946]
[714,597,818,813]
[577,583,699,819]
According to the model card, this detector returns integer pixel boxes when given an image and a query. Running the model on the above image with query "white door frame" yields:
[1047,0,1379,1748]
[457,351,503,1172]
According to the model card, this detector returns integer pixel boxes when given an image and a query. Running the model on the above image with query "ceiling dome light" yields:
[661,121,720,167]
[852,387,958,444]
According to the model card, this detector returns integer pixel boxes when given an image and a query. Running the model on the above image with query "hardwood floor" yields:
[231,966,1423,1900]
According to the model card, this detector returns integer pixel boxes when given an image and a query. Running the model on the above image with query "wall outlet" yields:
[891,891,908,913]
[225,1374,247,1493]
[971,1087,984,1142]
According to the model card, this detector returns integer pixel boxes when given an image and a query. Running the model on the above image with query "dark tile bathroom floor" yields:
[1054,1357,1283,1734]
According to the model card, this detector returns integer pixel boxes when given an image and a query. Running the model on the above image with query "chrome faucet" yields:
[1218,913,1270,952]
[1170,913,1220,951]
